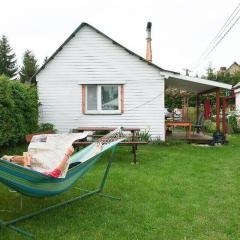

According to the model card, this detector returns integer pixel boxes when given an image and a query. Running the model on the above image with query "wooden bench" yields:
[73,127,148,164]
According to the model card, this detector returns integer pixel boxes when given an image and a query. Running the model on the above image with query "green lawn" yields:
[1,136,240,240]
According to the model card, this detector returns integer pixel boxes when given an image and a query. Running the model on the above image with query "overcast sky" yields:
[1,0,239,76]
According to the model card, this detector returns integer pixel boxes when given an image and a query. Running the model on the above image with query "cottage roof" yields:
[32,22,234,93]
[33,22,178,80]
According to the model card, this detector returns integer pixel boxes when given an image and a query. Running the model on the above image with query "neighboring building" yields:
[228,62,240,75]
[218,67,227,75]
[35,22,232,140]
[218,62,240,76]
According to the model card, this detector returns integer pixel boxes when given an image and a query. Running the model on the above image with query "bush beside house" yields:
[0,75,39,147]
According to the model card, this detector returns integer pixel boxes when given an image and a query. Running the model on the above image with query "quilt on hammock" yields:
[28,132,88,178]
[1,133,88,178]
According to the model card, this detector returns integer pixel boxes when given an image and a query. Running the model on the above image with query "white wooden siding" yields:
[235,88,240,111]
[37,25,165,140]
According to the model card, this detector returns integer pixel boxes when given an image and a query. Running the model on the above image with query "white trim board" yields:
[79,81,126,85]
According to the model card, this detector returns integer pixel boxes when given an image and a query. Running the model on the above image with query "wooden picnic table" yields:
[73,127,148,164]
[165,121,192,138]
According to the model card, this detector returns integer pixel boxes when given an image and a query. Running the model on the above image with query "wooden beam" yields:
[216,88,220,131]
[182,95,189,121]
[198,87,219,95]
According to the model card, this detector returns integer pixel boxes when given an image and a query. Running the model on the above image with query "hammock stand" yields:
[0,130,124,238]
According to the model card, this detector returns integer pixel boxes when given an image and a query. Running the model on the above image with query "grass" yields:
[1,135,240,240]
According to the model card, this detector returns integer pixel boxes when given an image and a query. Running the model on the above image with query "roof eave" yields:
[162,72,233,91]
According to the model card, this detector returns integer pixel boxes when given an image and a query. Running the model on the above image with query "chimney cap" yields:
[146,22,152,31]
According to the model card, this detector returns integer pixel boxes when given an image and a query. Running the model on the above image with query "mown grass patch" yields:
[1,135,240,239]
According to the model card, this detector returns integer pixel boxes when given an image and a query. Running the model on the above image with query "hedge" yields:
[0,75,39,147]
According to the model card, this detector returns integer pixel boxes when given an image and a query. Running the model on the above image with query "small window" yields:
[84,85,123,114]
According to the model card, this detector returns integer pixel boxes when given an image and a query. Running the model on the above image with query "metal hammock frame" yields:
[0,129,125,238]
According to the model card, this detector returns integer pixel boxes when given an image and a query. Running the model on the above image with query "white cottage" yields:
[35,22,232,140]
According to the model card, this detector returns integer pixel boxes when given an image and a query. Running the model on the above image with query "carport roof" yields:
[162,72,232,94]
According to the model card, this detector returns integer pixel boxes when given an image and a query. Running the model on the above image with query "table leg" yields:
[131,131,137,164]
[132,144,137,164]
[188,125,192,138]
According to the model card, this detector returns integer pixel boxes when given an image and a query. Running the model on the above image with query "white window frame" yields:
[85,84,122,114]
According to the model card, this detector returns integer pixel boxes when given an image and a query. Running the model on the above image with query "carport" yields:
[162,72,233,138]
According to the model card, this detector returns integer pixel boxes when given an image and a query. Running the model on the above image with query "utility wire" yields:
[192,2,240,70]
[193,3,240,68]
[127,92,163,111]
[206,14,240,57]
[193,13,240,70]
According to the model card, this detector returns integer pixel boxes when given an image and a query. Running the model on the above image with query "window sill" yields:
[84,111,123,115]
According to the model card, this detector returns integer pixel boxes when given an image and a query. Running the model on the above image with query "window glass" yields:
[87,85,97,110]
[101,85,119,110]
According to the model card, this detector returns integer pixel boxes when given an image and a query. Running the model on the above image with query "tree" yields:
[19,50,39,83]
[206,63,216,81]
[0,35,18,79]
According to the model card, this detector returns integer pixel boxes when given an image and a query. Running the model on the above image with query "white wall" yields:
[37,25,165,140]
[235,88,240,112]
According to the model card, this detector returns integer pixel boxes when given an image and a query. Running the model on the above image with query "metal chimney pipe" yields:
[146,22,152,62]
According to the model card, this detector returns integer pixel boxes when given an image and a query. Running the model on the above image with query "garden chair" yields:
[192,112,205,134]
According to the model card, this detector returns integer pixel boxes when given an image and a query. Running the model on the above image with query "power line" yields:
[127,92,163,111]
[193,2,240,67]
[209,3,240,49]
[194,13,240,70]
[192,2,240,71]
[206,14,240,57]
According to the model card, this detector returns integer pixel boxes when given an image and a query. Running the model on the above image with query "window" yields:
[83,85,124,114]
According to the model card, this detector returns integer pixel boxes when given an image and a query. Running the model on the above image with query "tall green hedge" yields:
[0,75,39,147]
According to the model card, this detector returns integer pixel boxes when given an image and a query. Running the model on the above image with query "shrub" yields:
[0,75,39,147]
[204,120,216,133]
[37,123,57,133]
[228,113,240,133]
[136,129,151,142]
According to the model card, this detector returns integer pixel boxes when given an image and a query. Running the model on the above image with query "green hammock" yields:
[0,131,124,238]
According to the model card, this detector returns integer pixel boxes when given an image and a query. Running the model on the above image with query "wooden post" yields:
[216,88,220,131]
[196,94,200,122]
[182,95,189,121]
[186,95,189,121]
[182,96,185,121]
[222,98,227,135]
